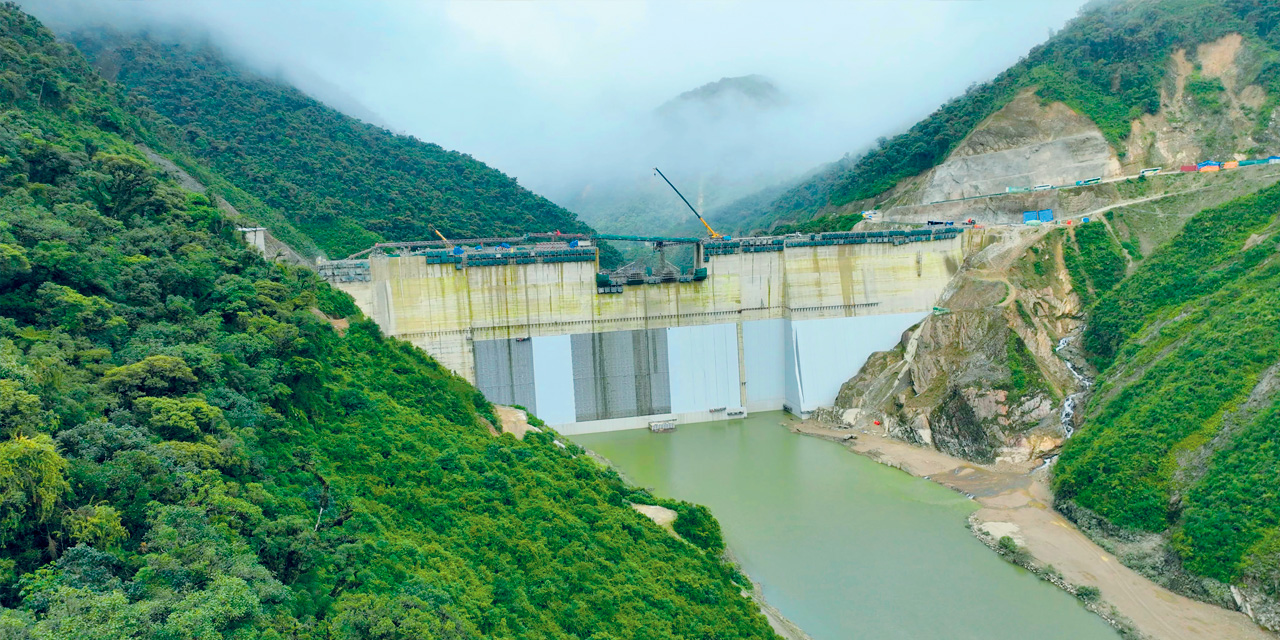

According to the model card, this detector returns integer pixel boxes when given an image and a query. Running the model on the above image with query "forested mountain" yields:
[0,4,773,636]
[714,0,1280,231]
[798,0,1280,625]
[67,30,608,261]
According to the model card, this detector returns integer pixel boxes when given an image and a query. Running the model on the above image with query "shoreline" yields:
[584,446,816,640]
[790,420,1275,640]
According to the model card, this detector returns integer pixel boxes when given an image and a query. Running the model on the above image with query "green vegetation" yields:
[1185,74,1227,113]
[717,0,1280,231]
[1015,237,1057,289]
[0,6,774,637]
[766,211,864,235]
[1005,332,1049,403]
[1064,222,1127,306]
[68,31,616,263]
[1120,239,1142,261]
[1083,181,1280,365]
[1054,177,1280,588]
[1179,398,1280,583]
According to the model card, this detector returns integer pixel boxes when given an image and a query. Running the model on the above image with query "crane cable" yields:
[654,167,722,239]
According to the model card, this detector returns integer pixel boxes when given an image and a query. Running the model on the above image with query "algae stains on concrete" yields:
[336,238,965,384]
[920,90,1122,203]
[822,226,1085,464]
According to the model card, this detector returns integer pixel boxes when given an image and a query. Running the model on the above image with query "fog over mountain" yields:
[20,0,1087,228]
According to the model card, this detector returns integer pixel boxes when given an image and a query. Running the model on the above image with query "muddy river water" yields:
[572,412,1117,640]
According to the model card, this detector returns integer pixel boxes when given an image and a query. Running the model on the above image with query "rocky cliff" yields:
[825,227,1088,464]
[918,90,1123,203]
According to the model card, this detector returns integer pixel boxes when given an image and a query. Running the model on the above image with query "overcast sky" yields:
[22,0,1088,201]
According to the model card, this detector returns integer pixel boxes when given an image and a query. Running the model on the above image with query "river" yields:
[572,412,1118,640]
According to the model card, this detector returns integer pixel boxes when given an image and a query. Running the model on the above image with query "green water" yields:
[572,412,1118,640]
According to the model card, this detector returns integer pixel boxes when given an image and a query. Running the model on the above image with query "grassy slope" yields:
[0,5,772,637]
[716,0,1280,232]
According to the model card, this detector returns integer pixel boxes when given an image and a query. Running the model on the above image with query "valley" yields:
[3,0,1280,638]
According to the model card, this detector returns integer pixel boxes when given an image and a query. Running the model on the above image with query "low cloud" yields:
[20,0,1088,211]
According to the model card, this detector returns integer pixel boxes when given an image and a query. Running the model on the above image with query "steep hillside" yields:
[1053,181,1280,626]
[825,169,1280,630]
[0,5,774,637]
[68,30,609,261]
[717,0,1280,232]
[828,227,1082,464]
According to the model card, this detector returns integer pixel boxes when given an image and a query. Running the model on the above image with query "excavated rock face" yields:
[830,229,1085,464]
[1126,34,1276,169]
[919,89,1122,203]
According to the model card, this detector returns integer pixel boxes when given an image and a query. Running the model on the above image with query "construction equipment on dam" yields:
[314,224,979,435]
[654,166,723,239]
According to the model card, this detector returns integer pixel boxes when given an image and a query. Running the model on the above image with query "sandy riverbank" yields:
[792,421,1275,640]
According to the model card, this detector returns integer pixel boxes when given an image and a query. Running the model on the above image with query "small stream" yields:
[1055,335,1093,438]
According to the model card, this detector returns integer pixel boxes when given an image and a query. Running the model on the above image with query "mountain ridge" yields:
[715,0,1280,233]
[69,29,615,262]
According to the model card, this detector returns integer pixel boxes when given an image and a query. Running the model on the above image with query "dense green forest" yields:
[67,30,617,263]
[1054,180,1280,594]
[0,5,774,637]
[717,0,1280,231]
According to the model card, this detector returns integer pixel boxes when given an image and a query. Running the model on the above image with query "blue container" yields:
[1022,211,1038,224]
[1082,217,1090,223]
[1038,209,1054,222]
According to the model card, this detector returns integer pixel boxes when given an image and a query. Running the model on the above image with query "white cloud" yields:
[20,0,1089,204]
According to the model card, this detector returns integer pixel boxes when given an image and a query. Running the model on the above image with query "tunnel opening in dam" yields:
[319,228,978,434]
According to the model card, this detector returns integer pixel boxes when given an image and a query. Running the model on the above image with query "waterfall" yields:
[1054,336,1093,438]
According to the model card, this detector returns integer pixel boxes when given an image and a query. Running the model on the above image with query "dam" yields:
[318,229,978,433]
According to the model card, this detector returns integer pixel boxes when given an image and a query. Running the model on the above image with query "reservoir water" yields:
[572,412,1118,640]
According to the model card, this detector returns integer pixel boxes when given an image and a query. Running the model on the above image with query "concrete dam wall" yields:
[323,231,975,433]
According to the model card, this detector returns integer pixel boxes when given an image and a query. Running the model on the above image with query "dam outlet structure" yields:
[317,229,977,434]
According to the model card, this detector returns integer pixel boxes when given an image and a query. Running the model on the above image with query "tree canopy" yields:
[1055,181,1280,594]
[69,29,617,263]
[0,5,772,637]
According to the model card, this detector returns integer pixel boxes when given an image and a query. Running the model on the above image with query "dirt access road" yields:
[792,422,1274,640]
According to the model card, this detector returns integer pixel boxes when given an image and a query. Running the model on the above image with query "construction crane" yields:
[654,167,722,239]
[430,225,452,248]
